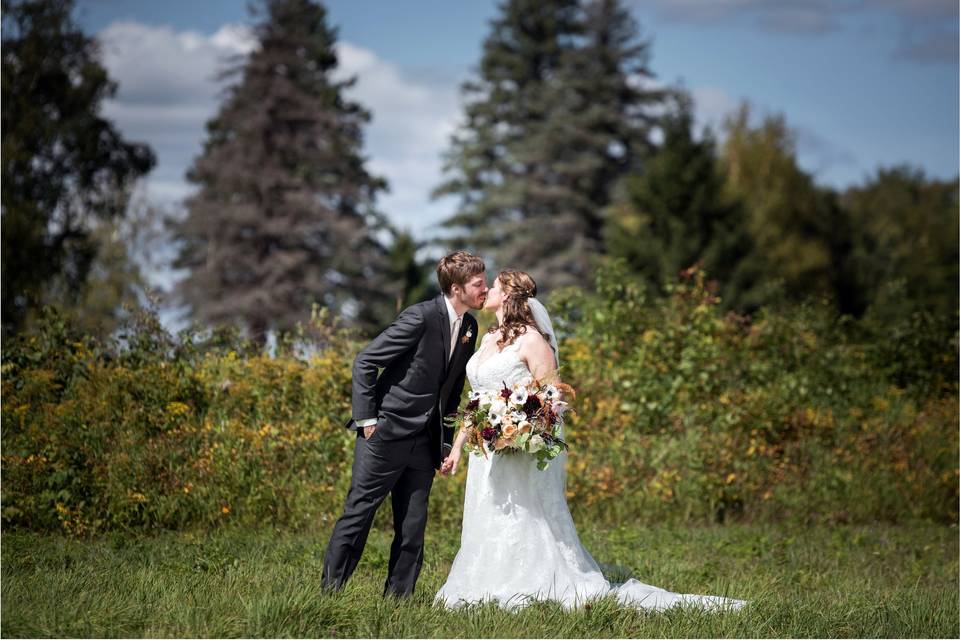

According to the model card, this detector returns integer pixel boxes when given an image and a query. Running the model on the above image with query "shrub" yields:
[2,266,956,536]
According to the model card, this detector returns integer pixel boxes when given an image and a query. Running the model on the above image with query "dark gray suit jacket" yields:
[345,294,478,469]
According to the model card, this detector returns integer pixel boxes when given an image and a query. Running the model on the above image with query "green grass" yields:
[2,521,957,638]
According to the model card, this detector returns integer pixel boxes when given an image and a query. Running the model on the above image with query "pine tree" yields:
[435,0,663,292]
[603,92,753,306]
[171,0,388,345]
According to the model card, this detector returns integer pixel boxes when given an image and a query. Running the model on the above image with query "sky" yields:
[72,0,959,307]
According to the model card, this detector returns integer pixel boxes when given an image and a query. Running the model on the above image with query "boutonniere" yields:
[461,329,473,344]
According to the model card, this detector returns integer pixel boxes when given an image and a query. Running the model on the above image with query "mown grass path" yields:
[2,522,956,637]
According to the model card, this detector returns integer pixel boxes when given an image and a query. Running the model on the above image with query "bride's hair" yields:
[490,269,551,349]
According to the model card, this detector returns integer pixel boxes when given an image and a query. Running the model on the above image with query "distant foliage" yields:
[551,261,958,525]
[3,264,956,536]
[841,166,959,326]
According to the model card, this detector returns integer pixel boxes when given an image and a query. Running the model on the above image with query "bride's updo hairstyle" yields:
[491,269,551,349]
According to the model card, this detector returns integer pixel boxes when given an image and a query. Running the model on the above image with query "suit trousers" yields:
[321,426,435,597]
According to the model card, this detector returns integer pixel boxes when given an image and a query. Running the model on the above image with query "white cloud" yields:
[99,21,255,107]
[98,20,258,211]
[333,42,461,236]
[691,85,738,129]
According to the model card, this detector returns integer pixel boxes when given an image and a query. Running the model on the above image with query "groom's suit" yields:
[322,294,478,597]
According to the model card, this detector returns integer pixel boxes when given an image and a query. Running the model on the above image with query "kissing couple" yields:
[321,251,747,612]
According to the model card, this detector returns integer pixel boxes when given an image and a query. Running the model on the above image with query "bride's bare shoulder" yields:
[518,326,549,347]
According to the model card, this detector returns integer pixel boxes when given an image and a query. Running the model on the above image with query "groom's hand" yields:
[363,425,376,440]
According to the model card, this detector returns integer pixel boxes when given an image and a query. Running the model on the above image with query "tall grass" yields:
[2,522,956,638]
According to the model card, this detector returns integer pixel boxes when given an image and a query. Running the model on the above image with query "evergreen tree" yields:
[171,0,389,346]
[435,0,663,292]
[1,0,155,336]
[603,93,753,306]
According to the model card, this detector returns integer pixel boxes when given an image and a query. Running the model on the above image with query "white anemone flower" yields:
[509,386,529,406]
[510,410,527,424]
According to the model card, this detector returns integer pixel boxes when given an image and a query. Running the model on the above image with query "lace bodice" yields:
[466,334,531,393]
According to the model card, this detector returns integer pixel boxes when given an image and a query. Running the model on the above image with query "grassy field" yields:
[2,521,956,638]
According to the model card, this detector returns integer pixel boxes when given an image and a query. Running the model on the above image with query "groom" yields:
[321,251,487,598]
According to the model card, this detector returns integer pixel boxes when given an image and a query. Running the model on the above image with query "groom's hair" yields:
[437,251,486,294]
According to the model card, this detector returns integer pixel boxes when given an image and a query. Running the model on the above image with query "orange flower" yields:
[555,381,576,402]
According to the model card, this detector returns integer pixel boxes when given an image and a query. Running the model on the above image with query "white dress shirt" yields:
[355,296,463,430]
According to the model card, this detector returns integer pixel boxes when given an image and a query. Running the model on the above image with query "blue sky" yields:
[75,0,958,250]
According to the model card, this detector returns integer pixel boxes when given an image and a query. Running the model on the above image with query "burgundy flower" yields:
[523,395,542,415]
[481,427,497,441]
[466,398,480,411]
[500,384,512,400]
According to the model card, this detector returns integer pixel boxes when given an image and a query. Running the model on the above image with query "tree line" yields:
[3,0,957,347]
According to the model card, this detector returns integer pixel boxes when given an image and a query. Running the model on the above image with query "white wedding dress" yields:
[435,335,748,612]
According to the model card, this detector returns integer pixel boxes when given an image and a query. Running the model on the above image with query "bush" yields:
[551,260,958,526]
[2,304,360,535]
[2,265,957,536]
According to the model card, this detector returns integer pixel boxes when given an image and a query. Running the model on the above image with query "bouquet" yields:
[445,377,574,470]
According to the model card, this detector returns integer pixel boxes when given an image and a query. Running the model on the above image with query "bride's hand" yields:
[440,450,461,476]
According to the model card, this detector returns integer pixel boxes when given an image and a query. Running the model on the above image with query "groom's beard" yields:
[459,292,486,310]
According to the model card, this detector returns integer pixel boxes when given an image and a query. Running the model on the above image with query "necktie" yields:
[449,316,461,362]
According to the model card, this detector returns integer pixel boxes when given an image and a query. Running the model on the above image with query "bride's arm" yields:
[440,428,470,476]
[519,330,559,383]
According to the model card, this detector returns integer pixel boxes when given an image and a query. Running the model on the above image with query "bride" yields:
[435,269,748,612]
